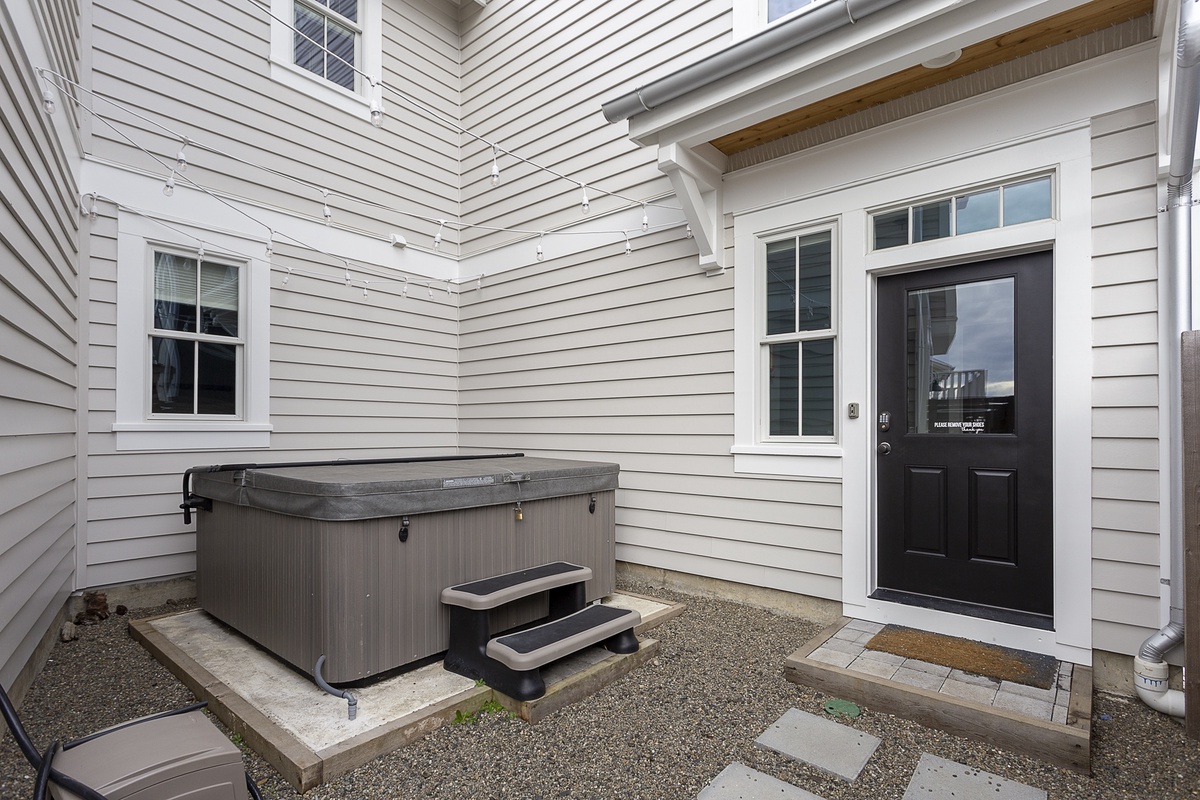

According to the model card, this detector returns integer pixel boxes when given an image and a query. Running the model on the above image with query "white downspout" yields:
[1134,0,1200,719]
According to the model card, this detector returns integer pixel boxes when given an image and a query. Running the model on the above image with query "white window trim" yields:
[269,0,382,118]
[115,212,271,451]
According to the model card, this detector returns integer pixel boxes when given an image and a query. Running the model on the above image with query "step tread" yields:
[441,562,591,610]
[486,604,640,671]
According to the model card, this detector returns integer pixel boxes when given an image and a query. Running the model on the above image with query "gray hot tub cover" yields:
[188,456,619,520]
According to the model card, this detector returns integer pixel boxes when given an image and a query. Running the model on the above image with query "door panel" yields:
[876,252,1053,623]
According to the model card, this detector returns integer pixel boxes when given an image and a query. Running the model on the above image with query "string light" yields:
[624,234,632,256]
[197,243,205,262]
[580,183,589,214]
[42,88,56,114]
[265,231,274,259]
[81,193,98,221]
[491,145,501,186]
[176,139,189,172]
[163,170,176,197]
[686,224,693,239]
[426,282,434,299]
[344,265,352,286]
[400,277,409,299]
[282,267,291,285]
[433,220,445,249]
[536,233,545,261]
[369,80,384,128]
[363,280,369,298]
[322,191,332,226]
[642,203,649,232]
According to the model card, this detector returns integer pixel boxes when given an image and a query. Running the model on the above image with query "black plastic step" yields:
[486,604,640,671]
[441,562,591,610]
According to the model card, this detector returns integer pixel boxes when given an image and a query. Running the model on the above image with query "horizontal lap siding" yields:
[89,0,460,247]
[1090,103,1162,656]
[458,0,730,253]
[84,228,460,585]
[1,8,80,689]
[459,232,844,603]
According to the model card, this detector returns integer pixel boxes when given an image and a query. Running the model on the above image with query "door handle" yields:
[877,442,892,455]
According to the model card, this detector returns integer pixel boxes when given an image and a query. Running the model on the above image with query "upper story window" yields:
[762,226,837,440]
[871,175,1053,250]
[151,251,242,417]
[294,0,360,91]
[270,0,381,116]
[768,0,822,23]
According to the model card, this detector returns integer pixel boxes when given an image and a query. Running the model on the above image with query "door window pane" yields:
[913,199,951,243]
[955,188,1000,234]
[873,209,908,250]
[907,277,1015,434]
[1004,176,1052,225]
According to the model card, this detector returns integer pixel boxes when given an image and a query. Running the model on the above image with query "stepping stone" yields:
[755,708,881,781]
[697,763,828,800]
[902,754,1047,800]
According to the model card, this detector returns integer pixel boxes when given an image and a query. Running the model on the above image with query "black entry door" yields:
[875,252,1053,624]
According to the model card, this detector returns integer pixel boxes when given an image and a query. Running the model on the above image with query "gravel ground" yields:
[2,582,1198,800]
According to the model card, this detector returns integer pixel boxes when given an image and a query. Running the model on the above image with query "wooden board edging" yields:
[784,649,1091,774]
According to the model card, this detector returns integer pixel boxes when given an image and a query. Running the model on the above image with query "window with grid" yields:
[151,251,242,417]
[762,228,836,439]
[293,0,360,91]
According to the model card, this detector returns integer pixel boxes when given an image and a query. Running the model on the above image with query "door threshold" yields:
[870,588,1053,631]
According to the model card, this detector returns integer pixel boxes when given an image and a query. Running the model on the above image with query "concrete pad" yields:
[132,591,682,792]
[940,677,999,705]
[891,666,946,692]
[847,657,899,680]
[903,754,1047,800]
[698,763,828,800]
[992,690,1053,721]
[755,708,880,782]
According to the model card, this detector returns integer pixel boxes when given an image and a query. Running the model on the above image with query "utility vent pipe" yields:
[1135,0,1200,719]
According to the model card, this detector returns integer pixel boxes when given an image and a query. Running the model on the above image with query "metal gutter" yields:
[1135,0,1200,719]
[600,0,908,124]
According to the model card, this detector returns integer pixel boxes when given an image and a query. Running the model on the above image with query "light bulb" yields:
[176,146,188,172]
[536,237,544,261]
[426,283,434,299]
[686,224,693,239]
[433,220,444,249]
[625,237,632,256]
[642,204,649,232]
[345,268,352,286]
[42,89,55,114]
[163,171,176,197]
[401,281,408,299]
[363,282,369,298]
[323,203,332,226]
[282,268,291,285]
[197,244,205,261]
[581,184,589,214]
[369,100,383,128]
[491,146,501,186]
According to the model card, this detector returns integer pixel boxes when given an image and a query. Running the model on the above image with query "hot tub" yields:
[187,455,618,683]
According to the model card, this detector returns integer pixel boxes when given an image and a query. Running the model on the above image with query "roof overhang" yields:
[601,0,1157,273]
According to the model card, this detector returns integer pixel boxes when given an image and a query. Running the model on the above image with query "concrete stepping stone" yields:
[697,763,828,800]
[902,754,1047,799]
[755,708,881,781]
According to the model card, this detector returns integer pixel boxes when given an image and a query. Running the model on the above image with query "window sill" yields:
[730,443,843,480]
[112,423,272,453]
[269,58,369,120]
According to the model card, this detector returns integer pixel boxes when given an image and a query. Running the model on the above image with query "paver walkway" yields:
[807,619,1073,723]
[696,707,1048,800]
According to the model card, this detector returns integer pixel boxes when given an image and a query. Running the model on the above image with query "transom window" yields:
[871,175,1053,250]
[762,227,837,439]
[294,0,360,91]
[151,251,242,417]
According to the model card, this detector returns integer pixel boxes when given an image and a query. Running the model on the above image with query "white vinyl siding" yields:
[1,5,80,693]
[458,228,844,603]
[1088,103,1163,657]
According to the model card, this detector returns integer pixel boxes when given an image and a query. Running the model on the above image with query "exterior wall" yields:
[1089,102,1164,656]
[0,0,81,690]
[79,0,463,587]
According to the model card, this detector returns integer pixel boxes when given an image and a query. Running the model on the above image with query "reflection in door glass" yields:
[906,277,1015,434]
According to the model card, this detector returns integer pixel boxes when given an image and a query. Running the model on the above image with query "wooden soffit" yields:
[710,0,1154,156]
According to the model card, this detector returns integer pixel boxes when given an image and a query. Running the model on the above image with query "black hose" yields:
[181,452,525,523]
[33,741,57,800]
[246,771,265,800]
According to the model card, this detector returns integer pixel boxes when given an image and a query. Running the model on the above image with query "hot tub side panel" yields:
[197,490,615,682]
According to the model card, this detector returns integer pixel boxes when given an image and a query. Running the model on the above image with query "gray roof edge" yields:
[600,0,905,124]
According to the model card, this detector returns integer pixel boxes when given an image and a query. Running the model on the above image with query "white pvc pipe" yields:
[1134,656,1186,717]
